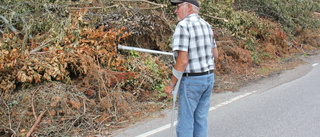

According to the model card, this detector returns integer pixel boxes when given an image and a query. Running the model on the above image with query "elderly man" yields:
[164,0,218,137]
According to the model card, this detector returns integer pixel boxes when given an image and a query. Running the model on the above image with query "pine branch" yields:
[0,15,19,33]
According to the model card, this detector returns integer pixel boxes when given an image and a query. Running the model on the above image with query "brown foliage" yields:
[0,83,153,136]
[1,2,319,136]
[212,18,318,91]
[0,22,132,93]
[0,8,172,135]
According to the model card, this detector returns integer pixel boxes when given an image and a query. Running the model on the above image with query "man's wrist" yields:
[169,81,176,87]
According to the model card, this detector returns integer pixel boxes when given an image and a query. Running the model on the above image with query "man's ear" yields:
[187,3,193,12]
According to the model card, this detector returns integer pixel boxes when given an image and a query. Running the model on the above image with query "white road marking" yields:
[209,90,257,111]
[312,63,318,67]
[136,121,177,137]
[136,90,257,137]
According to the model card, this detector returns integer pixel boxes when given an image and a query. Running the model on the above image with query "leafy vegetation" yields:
[239,0,319,30]
[0,0,319,136]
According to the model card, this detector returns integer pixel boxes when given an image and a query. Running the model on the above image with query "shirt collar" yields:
[184,13,199,20]
[188,13,198,17]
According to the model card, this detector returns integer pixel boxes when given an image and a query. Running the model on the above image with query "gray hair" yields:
[191,3,199,13]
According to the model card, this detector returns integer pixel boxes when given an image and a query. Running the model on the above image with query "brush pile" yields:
[0,0,319,136]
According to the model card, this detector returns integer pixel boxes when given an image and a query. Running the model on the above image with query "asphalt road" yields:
[209,61,320,137]
[111,53,320,137]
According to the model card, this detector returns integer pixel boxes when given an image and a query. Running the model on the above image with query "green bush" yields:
[237,0,320,37]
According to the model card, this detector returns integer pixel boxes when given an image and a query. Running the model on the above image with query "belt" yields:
[183,70,214,76]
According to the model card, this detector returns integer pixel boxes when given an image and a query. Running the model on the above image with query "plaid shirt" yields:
[172,13,216,73]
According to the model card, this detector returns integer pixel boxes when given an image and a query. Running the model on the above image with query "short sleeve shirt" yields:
[172,13,216,73]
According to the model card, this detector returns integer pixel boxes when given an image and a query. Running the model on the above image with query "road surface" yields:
[111,52,320,137]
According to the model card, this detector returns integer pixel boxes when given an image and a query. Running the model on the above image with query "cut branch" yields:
[70,5,118,10]
[201,14,229,22]
[2,100,16,135]
[30,38,55,54]
[32,87,40,120]
[114,0,167,8]
[26,110,46,137]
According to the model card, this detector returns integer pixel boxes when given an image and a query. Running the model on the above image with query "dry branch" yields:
[30,38,55,54]
[31,88,40,120]
[115,0,167,8]
[2,100,16,135]
[83,99,86,114]
[0,15,19,33]
[70,5,118,10]
[31,95,37,120]
[26,110,46,137]
[216,41,233,43]
[201,14,229,22]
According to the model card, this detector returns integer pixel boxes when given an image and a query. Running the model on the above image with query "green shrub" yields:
[237,0,320,37]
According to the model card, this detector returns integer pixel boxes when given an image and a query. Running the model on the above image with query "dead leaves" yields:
[1,22,132,93]
[0,48,25,93]
[15,55,67,84]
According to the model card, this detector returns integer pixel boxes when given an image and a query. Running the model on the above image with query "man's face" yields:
[175,2,189,21]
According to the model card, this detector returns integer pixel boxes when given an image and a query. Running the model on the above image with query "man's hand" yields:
[164,85,174,95]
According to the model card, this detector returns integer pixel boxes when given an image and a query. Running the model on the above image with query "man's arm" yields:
[164,50,188,95]
[171,51,188,85]
[212,47,218,60]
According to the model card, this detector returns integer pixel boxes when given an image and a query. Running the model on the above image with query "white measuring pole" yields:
[117,44,180,137]
[118,44,173,56]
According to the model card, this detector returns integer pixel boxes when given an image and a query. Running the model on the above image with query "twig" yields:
[31,88,40,120]
[0,125,16,135]
[30,38,55,54]
[83,98,86,114]
[65,115,82,135]
[200,14,229,22]
[115,0,166,10]
[139,6,165,10]
[216,40,236,47]
[45,107,54,126]
[29,51,51,55]
[96,55,102,101]
[15,110,27,132]
[0,15,19,33]
[138,78,145,89]
[26,110,46,137]
[69,5,118,10]
[115,0,167,7]
[216,41,233,43]
[2,100,16,135]
[120,3,130,17]
[141,0,167,7]
[158,9,174,32]
[98,116,112,126]
[82,118,95,132]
